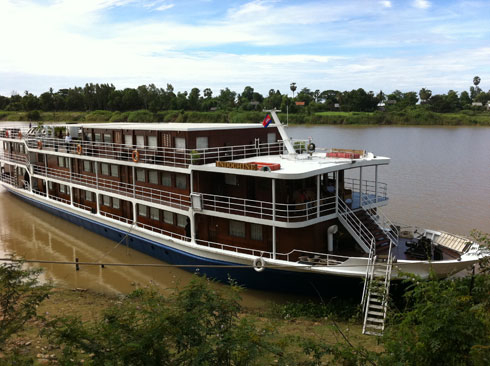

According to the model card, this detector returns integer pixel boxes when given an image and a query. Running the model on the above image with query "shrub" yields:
[127,109,154,122]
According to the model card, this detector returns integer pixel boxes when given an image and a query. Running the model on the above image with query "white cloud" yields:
[413,0,431,9]
[380,1,392,8]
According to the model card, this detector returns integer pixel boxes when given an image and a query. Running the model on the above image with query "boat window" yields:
[177,214,187,228]
[150,207,159,220]
[175,137,186,150]
[229,220,245,238]
[148,136,157,149]
[58,156,65,168]
[196,137,208,149]
[136,168,145,182]
[94,133,102,142]
[124,134,133,146]
[101,163,109,176]
[162,133,171,147]
[86,132,92,141]
[162,172,172,187]
[163,211,174,224]
[83,160,91,172]
[175,174,187,189]
[112,197,120,209]
[136,135,145,148]
[85,191,93,202]
[138,204,147,217]
[225,174,237,186]
[267,133,276,143]
[251,224,263,241]
[104,133,113,144]
[102,195,111,207]
[148,170,158,184]
[59,184,65,194]
[110,164,119,178]
[48,181,53,190]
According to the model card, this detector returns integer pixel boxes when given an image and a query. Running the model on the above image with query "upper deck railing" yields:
[23,136,287,168]
[32,164,191,210]
[200,193,336,223]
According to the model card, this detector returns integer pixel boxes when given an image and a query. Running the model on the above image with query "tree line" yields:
[0,76,488,115]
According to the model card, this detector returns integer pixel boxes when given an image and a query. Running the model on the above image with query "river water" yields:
[1,124,489,301]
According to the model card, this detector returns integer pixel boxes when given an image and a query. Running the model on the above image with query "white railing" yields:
[344,177,387,201]
[200,193,336,223]
[99,210,134,225]
[0,151,29,165]
[32,165,191,210]
[25,137,286,168]
[361,195,399,245]
[337,198,376,253]
[73,201,93,212]
[0,173,20,187]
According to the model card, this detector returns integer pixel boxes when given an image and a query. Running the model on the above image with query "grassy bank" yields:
[1,109,490,126]
[4,286,378,365]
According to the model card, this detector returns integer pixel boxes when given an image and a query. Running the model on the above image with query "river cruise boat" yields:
[0,111,484,335]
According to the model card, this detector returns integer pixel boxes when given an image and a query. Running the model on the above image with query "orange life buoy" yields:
[37,140,43,149]
[76,144,82,155]
[18,131,23,139]
[132,150,140,163]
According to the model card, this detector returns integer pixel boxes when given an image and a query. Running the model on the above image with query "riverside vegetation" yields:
[1,109,490,126]
[1,79,490,125]
[0,232,489,366]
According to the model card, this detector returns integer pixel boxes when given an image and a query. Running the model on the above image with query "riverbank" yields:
[1,109,490,126]
[3,286,380,364]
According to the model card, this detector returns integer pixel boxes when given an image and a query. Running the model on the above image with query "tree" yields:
[419,88,432,103]
[460,90,472,107]
[217,87,236,110]
[290,82,297,98]
[0,260,51,360]
[187,87,201,110]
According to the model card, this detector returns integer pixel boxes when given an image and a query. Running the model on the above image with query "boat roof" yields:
[193,152,390,179]
[51,122,269,132]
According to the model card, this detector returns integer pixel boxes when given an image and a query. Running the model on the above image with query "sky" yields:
[0,0,489,97]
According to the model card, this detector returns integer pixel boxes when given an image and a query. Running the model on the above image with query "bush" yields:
[26,110,41,121]
[109,111,130,122]
[43,277,281,366]
[84,110,112,122]
[127,109,154,122]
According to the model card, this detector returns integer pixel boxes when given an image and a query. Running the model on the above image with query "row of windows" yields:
[3,142,26,154]
[101,194,120,209]
[48,181,70,195]
[137,204,187,227]
[229,220,263,241]
[84,132,205,150]
[136,169,187,189]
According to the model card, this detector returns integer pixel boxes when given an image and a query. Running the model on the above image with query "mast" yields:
[264,109,296,156]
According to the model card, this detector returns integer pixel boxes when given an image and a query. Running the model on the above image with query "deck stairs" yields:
[337,198,395,336]
[361,253,393,336]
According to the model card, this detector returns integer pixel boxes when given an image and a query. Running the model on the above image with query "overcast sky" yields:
[1,0,489,97]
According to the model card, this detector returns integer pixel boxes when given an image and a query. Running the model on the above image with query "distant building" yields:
[377,102,386,111]
[334,103,340,109]
[472,102,483,107]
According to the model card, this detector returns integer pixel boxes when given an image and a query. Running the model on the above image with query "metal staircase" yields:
[361,252,393,336]
[337,198,395,336]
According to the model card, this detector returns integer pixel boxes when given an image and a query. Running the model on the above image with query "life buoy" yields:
[18,131,23,139]
[76,144,83,155]
[132,150,140,163]
[307,143,315,152]
[37,140,43,149]
[252,257,265,272]
[5,131,9,138]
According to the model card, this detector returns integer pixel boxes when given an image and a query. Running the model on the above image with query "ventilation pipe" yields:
[327,225,338,252]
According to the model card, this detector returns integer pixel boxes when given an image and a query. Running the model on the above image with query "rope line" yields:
[0,257,390,270]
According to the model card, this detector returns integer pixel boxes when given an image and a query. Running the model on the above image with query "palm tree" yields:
[473,76,481,87]
[290,82,297,98]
